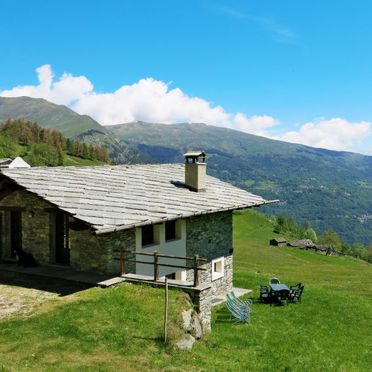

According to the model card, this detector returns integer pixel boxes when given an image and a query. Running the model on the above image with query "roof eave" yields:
[93,199,279,236]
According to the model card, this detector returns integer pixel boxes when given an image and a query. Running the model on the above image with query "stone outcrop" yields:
[177,306,204,350]
[175,334,195,350]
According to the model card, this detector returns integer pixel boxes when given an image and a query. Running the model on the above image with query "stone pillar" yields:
[184,285,213,333]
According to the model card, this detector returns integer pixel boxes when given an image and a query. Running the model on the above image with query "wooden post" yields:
[120,248,124,276]
[194,254,199,287]
[164,277,169,343]
[154,251,159,281]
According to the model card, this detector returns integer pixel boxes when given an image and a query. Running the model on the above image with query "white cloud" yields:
[1,65,372,155]
[0,64,275,135]
[232,113,279,136]
[277,118,372,153]
[1,65,93,106]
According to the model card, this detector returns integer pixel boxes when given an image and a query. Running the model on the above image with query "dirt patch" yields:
[0,284,57,320]
[0,272,92,320]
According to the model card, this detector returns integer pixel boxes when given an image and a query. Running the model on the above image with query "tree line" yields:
[273,214,372,263]
[0,119,110,165]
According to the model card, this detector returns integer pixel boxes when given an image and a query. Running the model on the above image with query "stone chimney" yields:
[184,151,206,191]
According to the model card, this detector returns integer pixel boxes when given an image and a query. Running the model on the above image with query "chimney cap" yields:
[184,151,206,164]
[184,151,206,157]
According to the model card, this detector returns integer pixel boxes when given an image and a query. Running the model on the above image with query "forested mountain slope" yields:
[0,97,141,164]
[0,97,101,137]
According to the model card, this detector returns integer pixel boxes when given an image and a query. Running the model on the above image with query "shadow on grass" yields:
[0,270,92,296]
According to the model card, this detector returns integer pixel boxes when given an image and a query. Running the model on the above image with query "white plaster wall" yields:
[135,219,186,277]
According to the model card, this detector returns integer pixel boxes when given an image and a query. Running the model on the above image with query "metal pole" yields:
[164,277,169,343]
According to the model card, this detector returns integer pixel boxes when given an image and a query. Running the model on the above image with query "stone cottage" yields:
[0,152,270,297]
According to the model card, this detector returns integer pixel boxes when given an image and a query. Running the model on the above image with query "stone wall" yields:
[185,211,233,296]
[102,229,136,275]
[212,255,233,296]
[0,190,51,262]
[70,228,135,275]
[186,211,232,260]
[0,188,137,274]
[184,285,213,333]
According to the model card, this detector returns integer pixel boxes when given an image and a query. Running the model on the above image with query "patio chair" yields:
[269,277,280,285]
[289,283,304,303]
[230,291,253,307]
[259,285,271,303]
[289,283,300,302]
[226,292,250,323]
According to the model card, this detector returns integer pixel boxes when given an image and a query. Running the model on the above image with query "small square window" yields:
[212,257,224,281]
[165,220,176,241]
[142,225,154,246]
[214,260,222,273]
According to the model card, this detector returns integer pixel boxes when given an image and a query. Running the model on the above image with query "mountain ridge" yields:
[0,96,102,137]
[0,97,141,163]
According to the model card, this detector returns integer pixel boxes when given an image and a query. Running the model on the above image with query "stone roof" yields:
[0,158,12,168]
[1,164,274,234]
[0,157,31,169]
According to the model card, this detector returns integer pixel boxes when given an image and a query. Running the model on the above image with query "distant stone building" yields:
[270,237,287,246]
[0,152,272,298]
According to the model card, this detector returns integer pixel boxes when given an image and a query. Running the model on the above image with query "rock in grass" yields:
[192,316,203,339]
[181,309,193,332]
[175,334,195,350]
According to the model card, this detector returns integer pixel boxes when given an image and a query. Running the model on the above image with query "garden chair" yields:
[269,277,280,285]
[231,291,253,307]
[259,285,271,303]
[289,283,304,303]
[289,283,301,303]
[226,292,251,323]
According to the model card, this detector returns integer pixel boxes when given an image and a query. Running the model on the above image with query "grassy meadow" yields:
[0,210,371,371]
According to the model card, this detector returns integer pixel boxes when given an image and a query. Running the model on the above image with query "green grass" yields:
[0,210,371,371]
[187,210,372,371]
[0,285,189,371]
[63,154,104,166]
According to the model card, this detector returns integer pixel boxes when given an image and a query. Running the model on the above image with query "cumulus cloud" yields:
[277,118,372,153]
[1,65,371,154]
[0,64,276,135]
[1,65,93,106]
[232,113,279,136]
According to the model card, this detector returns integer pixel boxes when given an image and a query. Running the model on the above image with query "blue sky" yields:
[1,0,371,154]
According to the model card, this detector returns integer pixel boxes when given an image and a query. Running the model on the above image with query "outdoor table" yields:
[269,283,290,305]
[269,283,290,292]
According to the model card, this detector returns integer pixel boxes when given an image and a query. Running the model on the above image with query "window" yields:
[165,270,186,281]
[141,225,154,246]
[165,220,176,241]
[175,270,186,281]
[212,256,224,281]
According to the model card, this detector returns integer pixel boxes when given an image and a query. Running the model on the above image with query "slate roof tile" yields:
[1,164,274,234]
